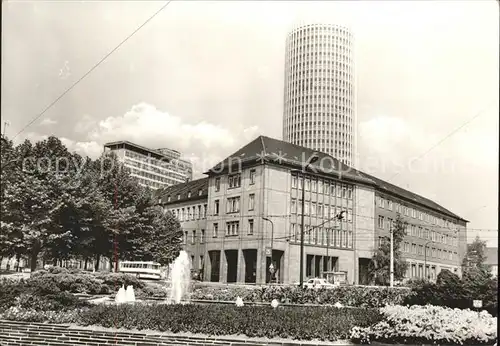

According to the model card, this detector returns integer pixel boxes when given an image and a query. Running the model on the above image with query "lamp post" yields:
[294,153,320,287]
[424,240,433,280]
[262,217,274,283]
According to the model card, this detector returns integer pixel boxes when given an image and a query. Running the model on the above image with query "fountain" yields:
[115,285,127,304]
[125,285,135,303]
[166,250,192,304]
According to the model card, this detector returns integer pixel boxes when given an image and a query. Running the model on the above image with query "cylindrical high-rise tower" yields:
[283,22,355,166]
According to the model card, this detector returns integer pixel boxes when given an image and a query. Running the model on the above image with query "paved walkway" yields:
[0,320,353,346]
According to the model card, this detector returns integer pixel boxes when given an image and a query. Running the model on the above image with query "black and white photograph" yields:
[1,1,498,345]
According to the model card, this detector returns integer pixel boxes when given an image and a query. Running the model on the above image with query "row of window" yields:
[211,220,255,238]
[128,167,184,186]
[377,197,459,229]
[290,199,352,221]
[291,177,354,197]
[290,223,353,249]
[124,150,191,173]
[183,229,206,244]
[170,204,208,221]
[377,216,458,246]
[165,189,204,203]
[406,263,458,279]
[212,194,255,215]
[401,242,457,261]
[214,171,256,192]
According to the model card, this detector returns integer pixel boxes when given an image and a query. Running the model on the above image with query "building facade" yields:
[282,23,356,166]
[157,136,467,285]
[103,141,193,190]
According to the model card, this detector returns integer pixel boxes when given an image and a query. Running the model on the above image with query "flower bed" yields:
[191,285,412,308]
[77,304,381,341]
[350,305,497,345]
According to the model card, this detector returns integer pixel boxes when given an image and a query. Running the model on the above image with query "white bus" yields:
[118,261,162,280]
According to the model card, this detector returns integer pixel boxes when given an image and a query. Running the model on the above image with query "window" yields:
[248,219,254,235]
[412,243,417,254]
[226,221,239,236]
[305,179,310,191]
[198,189,202,196]
[318,180,323,193]
[388,201,393,210]
[311,179,317,192]
[378,236,385,248]
[348,231,353,248]
[291,223,297,242]
[177,194,181,200]
[203,204,207,218]
[291,175,297,188]
[335,229,341,247]
[337,186,342,198]
[188,191,191,198]
[378,216,384,229]
[184,231,188,244]
[317,204,323,217]
[192,230,196,244]
[311,203,316,216]
[215,178,221,192]
[418,245,423,256]
[378,197,383,208]
[195,206,200,220]
[213,223,218,237]
[387,218,393,230]
[200,229,205,243]
[249,169,256,184]
[323,181,329,194]
[227,197,240,213]
[214,200,220,215]
[291,199,297,214]
[228,174,241,188]
[249,194,255,210]
[330,184,336,195]
[167,196,171,202]
[347,188,353,199]
[342,230,347,248]
[381,198,385,209]
[304,202,310,215]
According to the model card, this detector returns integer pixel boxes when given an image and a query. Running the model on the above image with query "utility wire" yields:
[387,100,496,183]
[12,1,173,140]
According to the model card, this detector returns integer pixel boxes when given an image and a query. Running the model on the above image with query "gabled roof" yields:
[207,135,466,222]
[485,247,498,266]
[155,177,208,205]
[206,135,374,185]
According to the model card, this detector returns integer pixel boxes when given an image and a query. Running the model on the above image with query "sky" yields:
[2,0,499,246]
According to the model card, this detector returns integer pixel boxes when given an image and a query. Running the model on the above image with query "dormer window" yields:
[158,198,162,204]
[167,196,171,202]
[198,189,202,196]
[188,191,191,198]
[177,194,180,200]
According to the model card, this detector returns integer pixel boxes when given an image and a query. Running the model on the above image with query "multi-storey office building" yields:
[103,141,193,190]
[157,136,467,285]
[282,22,356,166]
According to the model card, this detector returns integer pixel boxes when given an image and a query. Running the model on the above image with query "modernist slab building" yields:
[104,141,193,190]
[157,136,467,285]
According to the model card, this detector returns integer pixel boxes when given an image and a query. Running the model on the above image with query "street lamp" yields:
[262,217,274,283]
[293,152,320,287]
[424,240,433,280]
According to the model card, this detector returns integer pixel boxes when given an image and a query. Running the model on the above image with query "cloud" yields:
[39,118,57,126]
[66,103,260,171]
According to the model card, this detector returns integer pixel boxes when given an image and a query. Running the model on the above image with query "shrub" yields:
[350,305,497,345]
[190,285,412,308]
[405,271,498,316]
[0,279,28,310]
[78,304,381,341]
[16,292,90,311]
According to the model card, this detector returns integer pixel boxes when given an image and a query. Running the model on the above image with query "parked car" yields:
[297,278,336,289]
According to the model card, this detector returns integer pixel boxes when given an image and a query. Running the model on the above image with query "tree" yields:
[462,236,488,271]
[368,214,408,285]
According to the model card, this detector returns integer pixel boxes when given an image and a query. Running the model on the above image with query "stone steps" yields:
[1,320,341,346]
